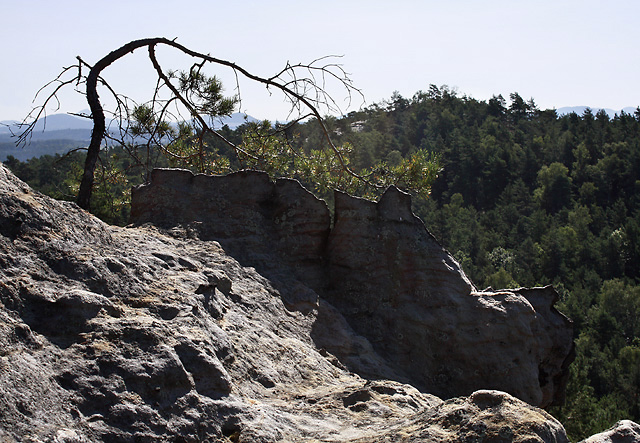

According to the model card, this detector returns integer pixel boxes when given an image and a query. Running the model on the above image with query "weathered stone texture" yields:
[131,168,331,289]
[580,420,640,443]
[131,168,574,408]
[0,163,600,442]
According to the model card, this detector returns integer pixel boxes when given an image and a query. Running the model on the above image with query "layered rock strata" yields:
[131,168,575,408]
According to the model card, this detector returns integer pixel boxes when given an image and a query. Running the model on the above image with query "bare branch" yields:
[14,63,81,147]
[20,37,369,210]
[147,43,256,161]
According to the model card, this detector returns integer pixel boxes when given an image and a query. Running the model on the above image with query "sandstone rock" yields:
[0,163,431,441]
[326,187,575,406]
[580,420,640,443]
[131,168,574,408]
[131,168,331,289]
[351,389,570,443]
[0,162,577,441]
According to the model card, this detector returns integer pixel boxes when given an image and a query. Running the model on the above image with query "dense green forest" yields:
[5,85,640,441]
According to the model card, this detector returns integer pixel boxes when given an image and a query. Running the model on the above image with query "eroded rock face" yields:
[131,168,574,408]
[326,188,574,406]
[0,163,434,441]
[0,163,582,441]
[130,168,331,290]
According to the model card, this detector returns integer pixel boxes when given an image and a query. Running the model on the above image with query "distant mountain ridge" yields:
[0,114,94,135]
[210,112,260,128]
[1,112,259,135]
[0,112,260,161]
[556,106,637,118]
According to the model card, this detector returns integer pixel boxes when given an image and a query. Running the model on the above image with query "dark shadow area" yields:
[20,293,101,349]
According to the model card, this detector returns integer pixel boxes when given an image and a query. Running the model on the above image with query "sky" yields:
[1,0,639,123]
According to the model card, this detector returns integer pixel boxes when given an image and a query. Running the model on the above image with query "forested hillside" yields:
[5,85,640,441]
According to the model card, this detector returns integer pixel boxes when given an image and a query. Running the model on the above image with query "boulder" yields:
[580,420,640,443]
[359,389,570,442]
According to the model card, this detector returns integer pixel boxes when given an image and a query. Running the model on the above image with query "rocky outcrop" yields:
[326,188,574,407]
[0,163,585,442]
[364,389,570,443]
[579,420,640,443]
[131,168,574,408]
[0,163,420,442]
[130,168,331,290]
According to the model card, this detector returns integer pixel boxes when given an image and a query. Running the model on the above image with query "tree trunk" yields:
[76,38,166,210]
[76,68,105,210]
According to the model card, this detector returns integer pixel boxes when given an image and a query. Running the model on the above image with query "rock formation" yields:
[131,168,575,408]
[0,163,593,442]
[579,420,640,443]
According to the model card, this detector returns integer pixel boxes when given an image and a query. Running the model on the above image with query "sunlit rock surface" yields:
[579,420,640,443]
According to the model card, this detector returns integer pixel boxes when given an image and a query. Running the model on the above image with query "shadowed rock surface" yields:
[0,163,608,442]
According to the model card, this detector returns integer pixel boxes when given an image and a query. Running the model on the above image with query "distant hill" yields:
[0,113,93,134]
[209,112,260,129]
[0,112,260,161]
[0,114,93,161]
[556,106,637,118]
[32,113,95,131]
[0,121,20,134]
[2,112,259,133]
[0,138,89,162]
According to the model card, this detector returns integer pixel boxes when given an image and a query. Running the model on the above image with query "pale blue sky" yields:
[2,0,639,122]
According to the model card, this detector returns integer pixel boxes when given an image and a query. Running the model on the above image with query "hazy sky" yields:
[2,0,639,122]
